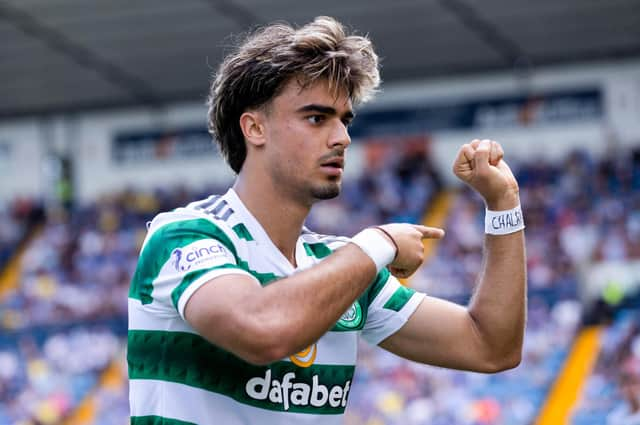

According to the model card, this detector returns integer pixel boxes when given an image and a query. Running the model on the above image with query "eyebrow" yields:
[296,104,355,120]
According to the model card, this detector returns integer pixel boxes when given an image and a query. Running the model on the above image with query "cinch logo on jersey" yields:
[171,240,232,272]
[246,370,351,411]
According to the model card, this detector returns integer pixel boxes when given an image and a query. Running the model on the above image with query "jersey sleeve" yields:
[361,268,425,345]
[129,216,255,320]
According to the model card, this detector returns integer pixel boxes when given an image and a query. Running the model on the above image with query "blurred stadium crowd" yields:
[1,138,639,424]
[572,307,640,424]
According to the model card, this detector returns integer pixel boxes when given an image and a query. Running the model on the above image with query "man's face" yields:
[260,78,354,204]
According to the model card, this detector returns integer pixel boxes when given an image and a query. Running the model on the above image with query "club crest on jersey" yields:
[171,240,230,272]
[337,301,362,329]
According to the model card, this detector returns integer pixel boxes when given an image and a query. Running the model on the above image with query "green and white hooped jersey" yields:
[128,188,425,425]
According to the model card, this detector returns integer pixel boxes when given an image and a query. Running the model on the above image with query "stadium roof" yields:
[1,0,639,119]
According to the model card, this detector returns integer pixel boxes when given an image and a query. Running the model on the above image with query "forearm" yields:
[381,140,526,372]
[254,243,377,356]
[186,225,433,365]
[468,198,526,367]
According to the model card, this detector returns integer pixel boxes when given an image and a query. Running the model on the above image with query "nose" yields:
[328,120,351,149]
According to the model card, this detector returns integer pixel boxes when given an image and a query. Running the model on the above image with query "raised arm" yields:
[380,139,526,373]
[184,224,444,365]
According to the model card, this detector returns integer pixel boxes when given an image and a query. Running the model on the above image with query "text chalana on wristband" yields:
[485,205,525,235]
[350,228,397,273]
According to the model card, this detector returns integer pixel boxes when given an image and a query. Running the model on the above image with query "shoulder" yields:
[146,209,232,238]
[142,196,241,255]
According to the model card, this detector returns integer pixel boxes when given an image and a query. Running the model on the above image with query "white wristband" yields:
[350,228,397,273]
[485,205,525,235]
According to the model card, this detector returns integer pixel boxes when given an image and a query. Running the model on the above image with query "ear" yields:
[239,110,266,147]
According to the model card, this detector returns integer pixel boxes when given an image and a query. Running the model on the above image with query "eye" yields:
[342,118,353,128]
[306,115,325,124]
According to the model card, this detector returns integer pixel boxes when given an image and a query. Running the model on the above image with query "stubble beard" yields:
[310,179,341,200]
[270,159,342,204]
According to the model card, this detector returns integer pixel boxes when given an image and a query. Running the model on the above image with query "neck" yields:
[233,171,310,267]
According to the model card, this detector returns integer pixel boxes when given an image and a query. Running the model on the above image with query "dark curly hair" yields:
[207,16,380,173]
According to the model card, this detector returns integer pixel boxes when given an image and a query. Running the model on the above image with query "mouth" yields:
[320,157,344,169]
[319,157,344,177]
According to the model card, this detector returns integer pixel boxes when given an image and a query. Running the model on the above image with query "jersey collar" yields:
[224,188,310,274]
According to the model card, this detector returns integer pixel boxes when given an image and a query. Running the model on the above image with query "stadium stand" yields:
[346,145,640,424]
[343,147,600,424]
[570,301,640,424]
[0,323,122,424]
[0,198,44,292]
[0,187,216,423]
[1,141,640,424]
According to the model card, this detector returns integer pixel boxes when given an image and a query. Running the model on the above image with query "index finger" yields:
[413,225,445,239]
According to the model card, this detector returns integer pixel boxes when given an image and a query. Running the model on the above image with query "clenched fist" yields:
[453,139,520,210]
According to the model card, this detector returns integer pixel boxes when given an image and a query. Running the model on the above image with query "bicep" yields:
[379,295,494,372]
[183,272,266,358]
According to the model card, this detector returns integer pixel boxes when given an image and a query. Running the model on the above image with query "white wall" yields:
[605,71,640,145]
[0,120,45,202]
[1,58,639,202]
[74,105,235,203]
